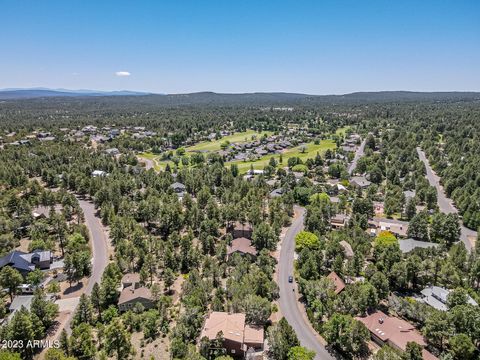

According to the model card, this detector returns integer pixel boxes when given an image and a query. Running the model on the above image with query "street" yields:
[59,198,110,336]
[348,138,366,175]
[278,206,335,360]
[416,147,477,251]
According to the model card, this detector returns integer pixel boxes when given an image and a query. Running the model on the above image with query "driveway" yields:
[416,147,476,251]
[278,206,335,360]
[138,156,156,171]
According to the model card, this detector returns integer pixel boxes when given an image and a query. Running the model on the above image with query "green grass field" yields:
[187,130,273,152]
[226,139,337,172]
[335,126,350,137]
[137,130,337,172]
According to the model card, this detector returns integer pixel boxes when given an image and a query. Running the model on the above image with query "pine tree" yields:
[73,294,94,326]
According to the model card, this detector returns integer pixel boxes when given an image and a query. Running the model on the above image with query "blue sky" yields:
[1,0,479,94]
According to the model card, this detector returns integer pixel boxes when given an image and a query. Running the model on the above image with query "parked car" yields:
[288,276,293,283]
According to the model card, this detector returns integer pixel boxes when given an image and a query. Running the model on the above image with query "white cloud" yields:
[115,71,131,77]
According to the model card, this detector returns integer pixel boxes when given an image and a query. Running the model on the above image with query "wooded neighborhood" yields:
[0,93,479,360]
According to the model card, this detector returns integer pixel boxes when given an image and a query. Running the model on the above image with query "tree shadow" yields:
[63,282,84,295]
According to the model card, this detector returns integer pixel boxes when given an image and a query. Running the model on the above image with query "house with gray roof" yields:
[404,190,416,201]
[0,250,52,274]
[171,182,186,194]
[350,176,371,188]
[105,148,120,156]
[8,295,34,318]
[269,188,284,198]
[419,286,478,311]
[398,239,439,254]
[92,170,108,177]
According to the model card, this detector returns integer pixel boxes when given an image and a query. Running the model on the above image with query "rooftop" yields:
[339,240,354,258]
[200,312,246,343]
[227,237,257,257]
[420,286,478,311]
[327,271,345,294]
[356,310,426,352]
[121,273,141,285]
[398,239,439,254]
[118,286,152,305]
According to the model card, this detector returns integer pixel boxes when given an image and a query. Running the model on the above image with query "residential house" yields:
[92,170,108,177]
[121,273,141,289]
[105,148,120,156]
[0,250,52,274]
[350,176,371,188]
[329,196,340,204]
[171,182,186,194]
[200,312,264,357]
[247,169,264,176]
[118,286,154,312]
[32,204,62,219]
[419,286,478,311]
[330,214,348,229]
[8,295,34,319]
[230,222,253,239]
[254,148,268,156]
[326,271,345,294]
[342,145,356,152]
[339,240,354,259]
[356,311,437,360]
[369,217,409,238]
[398,239,439,254]
[269,188,284,198]
[227,238,257,260]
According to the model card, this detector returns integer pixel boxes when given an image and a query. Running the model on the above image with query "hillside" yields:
[1,89,479,105]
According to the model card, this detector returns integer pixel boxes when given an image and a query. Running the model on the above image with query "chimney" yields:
[379,318,384,324]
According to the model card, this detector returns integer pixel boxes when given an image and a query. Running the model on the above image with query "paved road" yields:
[60,198,110,335]
[348,138,366,175]
[417,147,476,251]
[278,206,335,360]
[78,198,110,294]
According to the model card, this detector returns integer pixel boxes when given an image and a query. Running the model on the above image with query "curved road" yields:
[348,138,366,175]
[60,198,110,335]
[278,206,335,360]
[78,198,110,294]
[417,147,476,251]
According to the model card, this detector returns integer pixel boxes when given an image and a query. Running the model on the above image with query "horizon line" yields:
[2,87,480,97]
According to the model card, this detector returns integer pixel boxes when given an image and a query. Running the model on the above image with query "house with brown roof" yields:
[356,311,437,360]
[199,312,264,357]
[227,238,257,260]
[121,273,141,289]
[326,271,345,294]
[229,221,253,239]
[330,214,348,229]
[118,286,154,312]
[368,217,409,238]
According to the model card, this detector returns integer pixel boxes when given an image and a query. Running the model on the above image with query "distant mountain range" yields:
[0,88,152,99]
[0,88,479,104]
